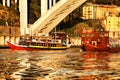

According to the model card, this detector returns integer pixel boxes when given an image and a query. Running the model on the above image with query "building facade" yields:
[83,3,120,38]
[104,17,120,38]
[104,17,120,31]
[83,3,120,19]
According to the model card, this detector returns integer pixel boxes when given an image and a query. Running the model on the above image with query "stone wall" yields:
[0,26,20,35]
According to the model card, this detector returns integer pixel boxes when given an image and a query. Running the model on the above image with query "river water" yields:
[0,48,120,80]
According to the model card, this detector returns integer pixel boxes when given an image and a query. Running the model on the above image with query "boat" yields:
[81,30,120,52]
[7,32,71,50]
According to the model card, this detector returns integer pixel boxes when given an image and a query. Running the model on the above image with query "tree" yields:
[74,23,89,36]
[28,0,41,24]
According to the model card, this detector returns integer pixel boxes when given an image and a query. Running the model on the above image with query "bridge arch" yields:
[19,0,87,36]
[30,0,87,36]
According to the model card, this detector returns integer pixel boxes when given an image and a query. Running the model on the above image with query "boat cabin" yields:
[18,32,69,48]
[81,31,109,48]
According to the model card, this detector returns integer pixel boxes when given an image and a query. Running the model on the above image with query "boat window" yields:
[99,34,103,37]
[41,43,43,46]
[104,33,109,37]
[92,41,97,46]
[82,34,95,37]
[38,43,40,46]
[53,44,56,47]
[43,43,45,46]
[88,34,94,37]
[48,44,53,47]
[82,34,86,37]
[86,34,90,37]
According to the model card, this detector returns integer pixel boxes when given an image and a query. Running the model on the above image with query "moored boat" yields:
[7,32,71,50]
[7,41,69,50]
[81,30,120,52]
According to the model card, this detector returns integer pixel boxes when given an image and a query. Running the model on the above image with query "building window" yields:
[109,12,112,17]
[118,13,120,17]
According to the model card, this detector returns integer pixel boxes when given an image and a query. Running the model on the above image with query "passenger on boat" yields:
[62,40,66,46]
[19,37,26,45]
[32,38,37,42]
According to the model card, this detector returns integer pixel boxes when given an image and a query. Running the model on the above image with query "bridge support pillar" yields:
[2,0,11,7]
[53,0,56,5]
[7,0,10,7]
[49,0,56,9]
[2,0,5,6]
[15,0,18,3]
[49,0,52,8]
[41,0,48,16]
[19,0,28,35]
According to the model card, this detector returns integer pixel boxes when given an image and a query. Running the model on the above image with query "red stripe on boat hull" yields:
[7,41,38,51]
[83,44,120,53]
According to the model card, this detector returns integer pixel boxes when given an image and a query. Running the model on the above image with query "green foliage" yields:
[0,1,20,26]
[66,25,76,37]
[66,19,105,37]
[28,0,41,24]
[74,23,89,36]
[0,4,4,9]
[0,19,6,25]
[66,22,90,37]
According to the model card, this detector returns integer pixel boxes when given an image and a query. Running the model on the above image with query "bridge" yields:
[2,0,87,36]
[0,0,87,47]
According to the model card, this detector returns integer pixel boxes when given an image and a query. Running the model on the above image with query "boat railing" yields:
[109,38,120,48]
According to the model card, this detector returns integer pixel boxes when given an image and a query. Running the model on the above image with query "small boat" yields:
[7,32,71,50]
[81,30,120,52]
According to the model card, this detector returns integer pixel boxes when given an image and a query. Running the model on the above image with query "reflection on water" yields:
[80,52,110,80]
[0,48,120,80]
[81,52,110,70]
